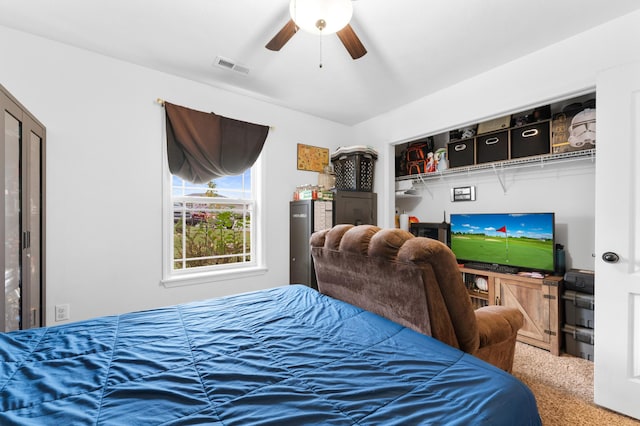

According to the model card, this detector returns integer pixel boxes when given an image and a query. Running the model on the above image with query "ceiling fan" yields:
[266,0,367,60]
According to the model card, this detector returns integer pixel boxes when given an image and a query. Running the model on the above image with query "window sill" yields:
[161,266,268,288]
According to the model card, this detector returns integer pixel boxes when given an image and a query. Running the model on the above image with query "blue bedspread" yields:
[0,285,540,425]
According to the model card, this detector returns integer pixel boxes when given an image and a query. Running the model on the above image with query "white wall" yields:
[395,163,596,271]
[3,9,639,325]
[354,9,640,271]
[0,26,350,325]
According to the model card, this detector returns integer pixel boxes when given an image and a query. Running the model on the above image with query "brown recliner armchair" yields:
[310,224,524,372]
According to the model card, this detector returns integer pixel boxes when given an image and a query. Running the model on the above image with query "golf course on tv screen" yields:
[450,213,555,272]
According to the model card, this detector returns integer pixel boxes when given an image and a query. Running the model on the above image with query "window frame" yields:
[161,153,267,288]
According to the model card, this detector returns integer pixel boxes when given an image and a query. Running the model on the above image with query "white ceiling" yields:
[1,0,639,125]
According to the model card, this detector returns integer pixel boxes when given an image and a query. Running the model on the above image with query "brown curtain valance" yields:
[165,102,270,184]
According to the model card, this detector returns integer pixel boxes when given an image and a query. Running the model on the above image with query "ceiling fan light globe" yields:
[290,0,353,35]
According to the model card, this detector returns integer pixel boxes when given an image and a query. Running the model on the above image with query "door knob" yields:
[602,252,620,263]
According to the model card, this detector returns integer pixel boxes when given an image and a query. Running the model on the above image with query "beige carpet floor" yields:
[512,342,639,425]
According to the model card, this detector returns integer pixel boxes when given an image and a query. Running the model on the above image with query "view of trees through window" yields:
[172,170,254,272]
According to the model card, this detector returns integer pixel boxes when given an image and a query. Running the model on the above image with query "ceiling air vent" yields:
[214,56,250,75]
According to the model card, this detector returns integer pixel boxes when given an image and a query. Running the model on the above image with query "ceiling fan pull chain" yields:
[319,33,323,68]
[315,18,326,68]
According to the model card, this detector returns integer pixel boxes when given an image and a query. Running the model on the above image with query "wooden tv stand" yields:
[460,267,563,355]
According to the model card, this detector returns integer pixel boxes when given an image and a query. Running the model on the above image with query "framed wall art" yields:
[297,143,329,172]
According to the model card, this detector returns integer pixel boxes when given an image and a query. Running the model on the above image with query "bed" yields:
[0,284,539,425]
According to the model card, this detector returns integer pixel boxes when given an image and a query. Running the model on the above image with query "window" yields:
[162,161,265,286]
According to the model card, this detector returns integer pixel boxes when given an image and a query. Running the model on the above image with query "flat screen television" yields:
[450,212,555,274]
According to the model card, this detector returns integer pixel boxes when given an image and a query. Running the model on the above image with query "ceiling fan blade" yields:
[336,24,367,59]
[265,19,298,51]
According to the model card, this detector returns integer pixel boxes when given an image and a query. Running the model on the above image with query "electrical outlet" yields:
[55,304,70,321]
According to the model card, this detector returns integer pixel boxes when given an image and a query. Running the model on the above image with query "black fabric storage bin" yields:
[511,121,551,159]
[476,130,508,164]
[447,138,475,168]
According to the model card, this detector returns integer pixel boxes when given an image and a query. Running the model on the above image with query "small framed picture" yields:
[297,143,329,172]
